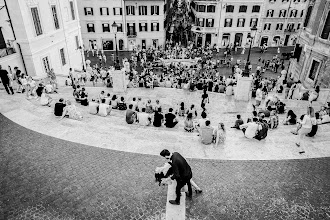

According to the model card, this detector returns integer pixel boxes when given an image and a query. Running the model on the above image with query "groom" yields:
[160,149,193,205]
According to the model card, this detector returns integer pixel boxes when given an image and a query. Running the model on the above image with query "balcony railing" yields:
[284,28,297,33]
[127,32,137,38]
[0,47,16,58]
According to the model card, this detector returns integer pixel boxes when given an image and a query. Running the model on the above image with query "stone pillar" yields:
[112,69,126,93]
[234,75,253,101]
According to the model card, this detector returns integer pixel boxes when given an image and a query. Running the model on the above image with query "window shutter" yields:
[151,6,154,15]
[133,23,136,33]
[145,23,148,31]
[139,23,142,31]
[156,6,159,15]
[126,6,129,15]
[139,6,141,15]
[120,8,122,15]
[151,23,154,31]
[145,6,147,15]
[84,8,87,15]
[107,8,109,15]
[100,8,103,15]
[91,8,94,15]
[127,23,130,32]
[157,23,159,31]
[132,6,135,15]
[321,12,330,39]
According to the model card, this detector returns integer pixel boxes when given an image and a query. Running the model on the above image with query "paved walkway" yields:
[1,114,330,219]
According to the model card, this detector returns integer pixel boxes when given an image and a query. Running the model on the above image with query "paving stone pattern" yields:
[1,114,330,220]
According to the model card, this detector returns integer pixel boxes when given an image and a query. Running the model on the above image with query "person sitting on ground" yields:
[111,95,118,109]
[137,107,152,126]
[165,108,178,128]
[240,118,260,139]
[73,85,81,102]
[178,102,186,117]
[35,83,44,100]
[258,106,272,118]
[60,100,83,121]
[105,93,112,105]
[54,98,66,116]
[153,108,164,127]
[136,97,144,112]
[126,104,137,124]
[117,96,127,110]
[197,111,209,129]
[45,81,56,94]
[186,104,198,119]
[231,114,244,129]
[79,88,89,106]
[225,82,234,96]
[65,76,72,86]
[99,91,105,101]
[318,106,330,124]
[154,99,162,112]
[283,109,297,125]
[213,122,226,146]
[130,97,138,111]
[40,88,53,107]
[199,120,214,145]
[98,99,111,117]
[184,113,194,132]
[89,99,99,115]
[268,110,279,129]
[145,99,153,114]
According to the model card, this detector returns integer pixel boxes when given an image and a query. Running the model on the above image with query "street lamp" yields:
[78,46,85,71]
[243,26,257,77]
[111,21,120,70]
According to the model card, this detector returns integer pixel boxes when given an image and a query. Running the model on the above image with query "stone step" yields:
[166,180,185,220]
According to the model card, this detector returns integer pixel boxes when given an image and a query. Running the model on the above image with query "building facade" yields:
[260,0,308,47]
[190,0,264,48]
[77,0,165,52]
[4,0,84,77]
[289,0,330,93]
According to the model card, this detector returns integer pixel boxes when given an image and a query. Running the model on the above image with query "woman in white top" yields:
[40,88,53,106]
[213,122,226,146]
[296,106,314,151]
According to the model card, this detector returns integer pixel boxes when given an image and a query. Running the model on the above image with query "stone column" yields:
[112,69,126,93]
[234,75,253,101]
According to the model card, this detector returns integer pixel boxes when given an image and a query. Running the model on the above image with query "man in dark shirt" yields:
[126,104,136,124]
[160,149,193,205]
[164,108,178,128]
[0,65,14,95]
[54,98,66,116]
[153,108,164,127]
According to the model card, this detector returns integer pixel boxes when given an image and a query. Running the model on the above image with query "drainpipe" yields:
[4,0,28,75]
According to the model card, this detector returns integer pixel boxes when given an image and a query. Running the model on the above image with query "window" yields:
[102,23,110,32]
[279,9,287,17]
[264,23,271,30]
[293,0,300,2]
[269,0,276,2]
[252,5,260,13]
[250,18,258,27]
[304,6,313,27]
[31,7,43,36]
[207,5,215,13]
[151,5,159,15]
[282,0,289,2]
[42,56,50,73]
[287,23,294,30]
[321,11,330,40]
[276,23,283,30]
[198,18,205,27]
[126,6,135,15]
[60,48,66,66]
[84,7,93,15]
[290,9,298,17]
[206,18,214,27]
[226,5,234,13]
[308,60,320,80]
[297,23,301,30]
[237,18,245,27]
[151,22,159,31]
[300,10,304,18]
[100,7,109,15]
[51,5,60,30]
[117,23,123,32]
[87,23,95,32]
[139,6,147,15]
[139,22,148,31]
[69,1,75,20]
[127,23,136,35]
[267,9,274,17]
[198,5,206,12]
[239,5,247,13]
[75,36,79,49]
[113,7,122,15]
[224,18,232,27]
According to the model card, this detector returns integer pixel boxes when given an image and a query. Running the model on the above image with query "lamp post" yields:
[111,21,120,70]
[243,26,257,77]
[78,46,86,71]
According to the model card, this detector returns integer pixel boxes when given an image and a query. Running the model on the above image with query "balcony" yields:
[0,47,16,58]
[191,25,217,34]
[284,28,297,33]
[127,32,137,38]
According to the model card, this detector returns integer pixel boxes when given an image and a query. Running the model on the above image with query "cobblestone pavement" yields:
[1,114,330,220]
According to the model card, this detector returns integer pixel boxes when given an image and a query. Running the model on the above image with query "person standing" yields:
[0,65,14,95]
[160,149,193,205]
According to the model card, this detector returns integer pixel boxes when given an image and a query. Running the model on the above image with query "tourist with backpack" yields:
[239,118,261,139]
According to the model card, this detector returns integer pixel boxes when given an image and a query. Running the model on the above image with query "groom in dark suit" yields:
[160,149,193,205]
[0,65,14,95]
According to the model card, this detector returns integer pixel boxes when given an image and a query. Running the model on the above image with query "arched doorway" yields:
[260,36,268,46]
[273,36,281,46]
[205,34,212,47]
[222,33,230,46]
[103,40,114,50]
[119,39,124,50]
[234,33,243,47]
